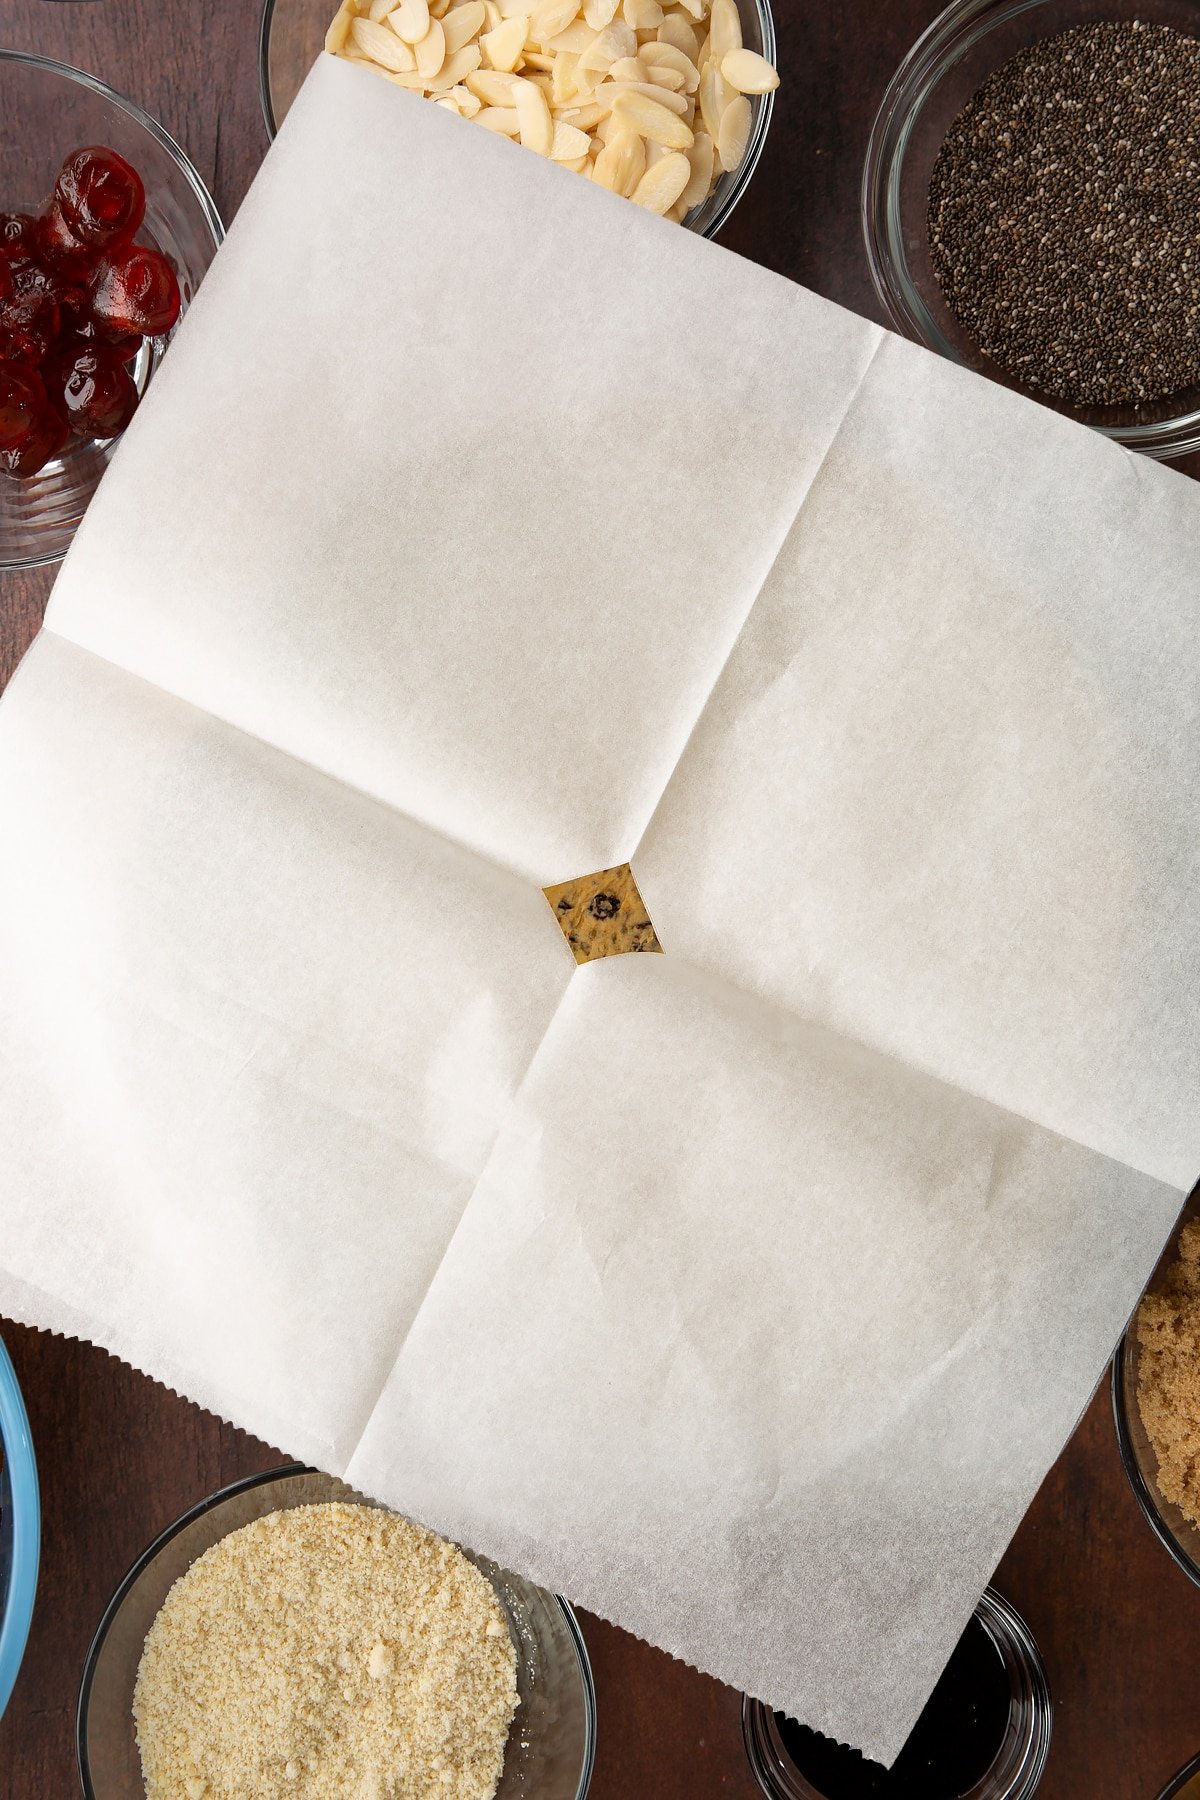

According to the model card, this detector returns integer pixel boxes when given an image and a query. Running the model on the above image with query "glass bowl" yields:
[0,51,224,570]
[862,0,1200,458]
[741,1588,1051,1800]
[0,1331,40,1723]
[1112,1185,1200,1589]
[1158,1753,1200,1800]
[76,1464,596,1800]
[258,0,775,237]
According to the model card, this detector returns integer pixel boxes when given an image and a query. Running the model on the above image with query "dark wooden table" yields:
[2,1,1199,1796]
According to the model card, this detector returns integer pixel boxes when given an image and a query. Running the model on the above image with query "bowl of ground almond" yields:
[76,1466,596,1800]
[863,0,1200,457]
[1113,1189,1200,1587]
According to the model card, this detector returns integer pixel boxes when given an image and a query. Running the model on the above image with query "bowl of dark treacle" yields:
[742,1588,1051,1800]
[0,51,223,569]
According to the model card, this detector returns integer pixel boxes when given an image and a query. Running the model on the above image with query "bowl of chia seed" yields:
[863,0,1200,457]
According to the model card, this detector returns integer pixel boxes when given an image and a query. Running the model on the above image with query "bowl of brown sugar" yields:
[863,0,1200,456]
[1113,1186,1200,1587]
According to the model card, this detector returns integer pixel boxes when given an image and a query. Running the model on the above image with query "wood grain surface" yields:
[2,1,1199,1797]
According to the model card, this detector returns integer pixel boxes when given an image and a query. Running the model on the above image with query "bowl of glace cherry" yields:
[2,148,181,476]
[0,52,222,570]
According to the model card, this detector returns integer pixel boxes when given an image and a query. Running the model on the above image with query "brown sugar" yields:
[1136,1218,1200,1527]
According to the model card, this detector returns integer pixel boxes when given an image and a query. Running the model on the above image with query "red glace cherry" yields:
[46,337,138,439]
[16,247,90,333]
[0,213,36,266]
[0,399,68,477]
[0,145,175,475]
[55,147,145,253]
[0,361,46,450]
[89,243,180,338]
[0,268,60,364]
[34,198,104,282]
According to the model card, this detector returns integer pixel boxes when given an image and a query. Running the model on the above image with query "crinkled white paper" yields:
[0,53,1196,1764]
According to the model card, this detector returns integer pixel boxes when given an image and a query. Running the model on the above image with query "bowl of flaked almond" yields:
[259,0,777,233]
[76,1465,596,1800]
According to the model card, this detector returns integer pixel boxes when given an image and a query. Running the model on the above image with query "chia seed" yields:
[927,20,1200,408]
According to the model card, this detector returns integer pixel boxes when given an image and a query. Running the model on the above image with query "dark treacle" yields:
[775,1614,1011,1799]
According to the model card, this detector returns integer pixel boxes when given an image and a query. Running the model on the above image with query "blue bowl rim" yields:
[77,1461,597,1800]
[0,1332,41,1722]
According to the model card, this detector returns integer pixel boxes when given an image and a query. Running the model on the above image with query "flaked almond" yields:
[414,16,448,75]
[656,11,698,57]
[464,64,521,99]
[583,0,620,27]
[716,88,749,168]
[369,0,394,21]
[698,56,730,137]
[631,149,690,211]
[430,41,482,84]
[639,40,699,88]
[475,102,522,129]
[514,74,555,150]
[467,64,521,98]
[640,61,684,88]
[481,14,528,66]
[622,0,665,25]
[680,126,714,205]
[557,98,605,127]
[443,1,487,50]
[720,46,778,92]
[551,48,580,99]
[388,0,431,40]
[325,1,355,52]
[546,19,596,52]
[611,87,693,143]
[350,15,417,69]
[532,0,581,33]
[578,18,637,73]
[593,126,645,193]
[605,79,690,117]
[550,119,592,158]
[707,0,740,58]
